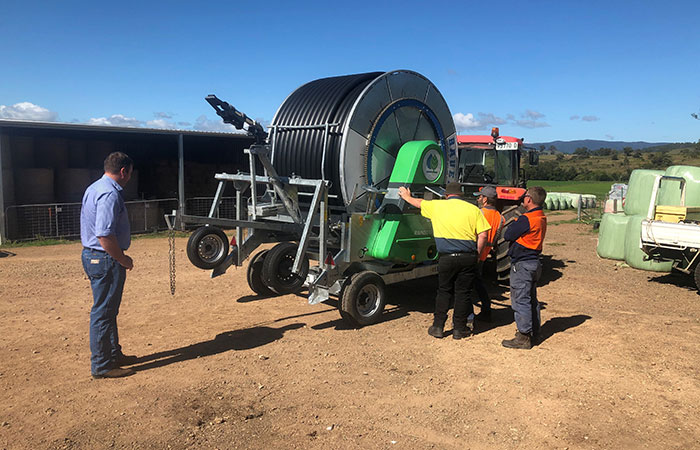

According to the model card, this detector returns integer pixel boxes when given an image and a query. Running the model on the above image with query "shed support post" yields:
[178,134,185,231]
[0,130,6,245]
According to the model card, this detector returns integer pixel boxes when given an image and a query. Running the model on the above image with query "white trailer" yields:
[640,175,700,289]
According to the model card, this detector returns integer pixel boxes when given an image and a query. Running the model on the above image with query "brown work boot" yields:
[501,331,532,350]
[428,325,444,339]
[92,367,135,379]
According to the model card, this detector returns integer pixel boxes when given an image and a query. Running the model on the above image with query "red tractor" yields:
[457,128,538,281]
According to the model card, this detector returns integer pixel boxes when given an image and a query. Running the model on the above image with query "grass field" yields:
[529,180,612,199]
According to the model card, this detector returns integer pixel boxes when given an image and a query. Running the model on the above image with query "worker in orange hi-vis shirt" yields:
[471,185,505,325]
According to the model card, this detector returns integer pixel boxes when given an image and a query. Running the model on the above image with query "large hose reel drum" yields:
[270,70,458,212]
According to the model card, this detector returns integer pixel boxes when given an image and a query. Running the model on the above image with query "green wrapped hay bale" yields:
[552,192,566,210]
[544,196,554,210]
[658,165,700,207]
[623,169,665,216]
[623,215,673,272]
[597,213,630,260]
[561,193,574,209]
[549,192,561,210]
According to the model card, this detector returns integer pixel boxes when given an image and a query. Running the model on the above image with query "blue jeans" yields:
[82,248,127,375]
[509,259,541,336]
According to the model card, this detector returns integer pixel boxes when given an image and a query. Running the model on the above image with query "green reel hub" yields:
[366,140,444,263]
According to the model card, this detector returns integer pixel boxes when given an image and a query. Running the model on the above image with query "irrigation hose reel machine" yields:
[178,70,459,327]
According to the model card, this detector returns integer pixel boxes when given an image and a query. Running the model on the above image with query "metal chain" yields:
[168,228,176,295]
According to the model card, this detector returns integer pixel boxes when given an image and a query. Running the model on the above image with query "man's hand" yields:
[97,235,134,270]
[120,255,134,270]
[398,186,423,209]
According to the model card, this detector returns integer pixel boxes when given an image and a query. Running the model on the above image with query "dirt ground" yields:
[1,209,699,449]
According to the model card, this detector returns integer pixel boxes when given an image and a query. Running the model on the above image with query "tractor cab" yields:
[457,128,535,196]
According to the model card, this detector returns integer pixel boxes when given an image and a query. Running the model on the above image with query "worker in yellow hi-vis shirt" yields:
[399,182,490,340]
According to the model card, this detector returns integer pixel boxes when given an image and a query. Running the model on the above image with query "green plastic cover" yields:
[563,193,574,209]
[544,196,554,210]
[571,194,581,209]
[596,213,629,260]
[657,165,700,207]
[549,192,561,210]
[623,214,673,272]
[623,169,665,216]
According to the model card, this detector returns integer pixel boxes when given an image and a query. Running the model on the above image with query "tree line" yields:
[524,141,700,182]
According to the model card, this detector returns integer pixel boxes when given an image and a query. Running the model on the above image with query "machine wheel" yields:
[186,226,229,270]
[339,271,387,327]
[495,205,525,281]
[261,242,309,295]
[247,250,274,296]
[693,263,700,292]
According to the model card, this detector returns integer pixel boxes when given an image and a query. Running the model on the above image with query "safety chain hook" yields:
[168,228,176,295]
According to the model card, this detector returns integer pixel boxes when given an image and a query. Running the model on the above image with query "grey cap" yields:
[473,185,498,199]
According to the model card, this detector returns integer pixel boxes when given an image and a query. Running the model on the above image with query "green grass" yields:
[0,237,73,248]
[529,180,612,199]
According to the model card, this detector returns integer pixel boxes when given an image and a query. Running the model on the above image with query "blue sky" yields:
[1,0,698,143]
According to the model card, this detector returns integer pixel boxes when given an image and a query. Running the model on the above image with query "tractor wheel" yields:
[186,226,229,270]
[247,250,274,296]
[261,242,309,295]
[495,205,525,282]
[339,271,387,327]
[693,263,700,292]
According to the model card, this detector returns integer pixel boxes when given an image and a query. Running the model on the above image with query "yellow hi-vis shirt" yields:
[420,198,491,254]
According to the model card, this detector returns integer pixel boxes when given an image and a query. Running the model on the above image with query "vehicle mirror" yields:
[528,151,539,166]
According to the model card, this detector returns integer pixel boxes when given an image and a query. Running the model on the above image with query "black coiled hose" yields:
[270,72,382,203]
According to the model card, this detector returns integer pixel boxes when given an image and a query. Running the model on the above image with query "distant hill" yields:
[529,140,673,153]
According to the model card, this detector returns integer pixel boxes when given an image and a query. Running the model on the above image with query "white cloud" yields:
[154,112,173,119]
[453,112,481,129]
[193,114,240,132]
[0,102,59,121]
[145,119,178,129]
[477,113,507,126]
[570,115,580,120]
[581,115,599,122]
[515,110,549,128]
[524,110,545,120]
[87,114,144,127]
[516,119,550,128]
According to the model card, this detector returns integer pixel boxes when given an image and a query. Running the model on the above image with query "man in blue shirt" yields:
[81,152,138,378]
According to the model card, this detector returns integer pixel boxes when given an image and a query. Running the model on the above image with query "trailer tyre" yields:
[262,242,309,295]
[339,271,387,327]
[186,226,229,270]
[247,250,274,296]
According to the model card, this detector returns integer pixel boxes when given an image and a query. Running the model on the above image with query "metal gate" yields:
[4,198,178,241]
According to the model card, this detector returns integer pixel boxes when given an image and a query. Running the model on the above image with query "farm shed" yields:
[0,120,253,243]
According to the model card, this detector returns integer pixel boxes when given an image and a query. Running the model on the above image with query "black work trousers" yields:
[434,252,478,331]
[473,261,491,311]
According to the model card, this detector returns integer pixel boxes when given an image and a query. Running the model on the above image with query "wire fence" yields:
[4,198,178,241]
[184,197,239,219]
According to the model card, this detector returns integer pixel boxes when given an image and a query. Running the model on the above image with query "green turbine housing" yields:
[366,140,445,263]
